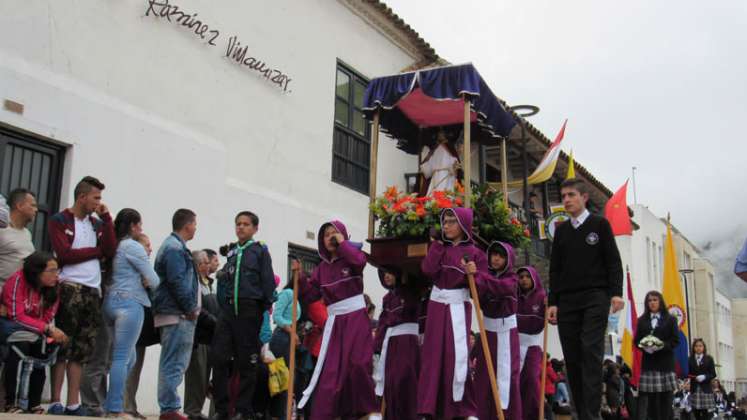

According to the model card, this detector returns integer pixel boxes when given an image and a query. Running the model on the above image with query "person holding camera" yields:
[211,211,276,420]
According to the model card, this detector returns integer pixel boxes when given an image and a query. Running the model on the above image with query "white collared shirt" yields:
[651,313,660,329]
[696,354,703,365]
[571,209,590,229]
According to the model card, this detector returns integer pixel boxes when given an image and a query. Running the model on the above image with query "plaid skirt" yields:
[691,389,715,410]
[639,370,678,393]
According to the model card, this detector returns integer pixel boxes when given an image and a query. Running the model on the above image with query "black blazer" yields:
[688,354,717,394]
[634,312,679,373]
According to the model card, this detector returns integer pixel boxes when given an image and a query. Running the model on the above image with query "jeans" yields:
[158,318,196,414]
[269,328,291,419]
[124,346,146,414]
[103,293,144,413]
[554,381,570,403]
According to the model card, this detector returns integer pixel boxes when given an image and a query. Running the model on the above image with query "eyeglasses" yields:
[442,218,459,226]
[43,268,61,275]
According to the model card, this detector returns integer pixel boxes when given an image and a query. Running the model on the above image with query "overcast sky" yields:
[386,0,747,294]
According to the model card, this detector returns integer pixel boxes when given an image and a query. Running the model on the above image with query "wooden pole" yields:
[368,111,380,239]
[463,97,472,208]
[538,298,550,420]
[286,264,300,418]
[501,137,509,207]
[466,263,505,420]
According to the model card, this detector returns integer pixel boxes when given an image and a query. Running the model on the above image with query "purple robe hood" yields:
[517,265,547,335]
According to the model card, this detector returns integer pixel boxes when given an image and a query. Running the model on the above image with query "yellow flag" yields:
[662,218,690,376]
[566,150,576,179]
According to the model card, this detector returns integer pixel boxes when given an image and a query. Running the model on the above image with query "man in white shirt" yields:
[46,176,116,416]
[0,188,37,285]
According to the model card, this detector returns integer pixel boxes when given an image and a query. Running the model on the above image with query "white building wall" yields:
[0,0,425,414]
[732,299,747,398]
[714,290,735,392]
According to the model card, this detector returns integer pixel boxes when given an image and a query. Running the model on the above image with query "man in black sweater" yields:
[548,179,624,420]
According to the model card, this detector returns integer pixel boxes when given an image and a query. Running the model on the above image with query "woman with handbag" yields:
[634,290,679,420]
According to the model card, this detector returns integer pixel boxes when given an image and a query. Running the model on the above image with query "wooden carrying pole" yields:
[368,111,381,238]
[538,298,550,420]
[286,265,300,417]
[501,137,509,207]
[466,259,505,420]
[463,97,472,208]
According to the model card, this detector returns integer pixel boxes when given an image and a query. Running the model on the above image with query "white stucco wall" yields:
[0,0,424,414]
[714,289,735,392]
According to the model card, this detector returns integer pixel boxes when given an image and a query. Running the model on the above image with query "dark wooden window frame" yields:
[331,60,371,195]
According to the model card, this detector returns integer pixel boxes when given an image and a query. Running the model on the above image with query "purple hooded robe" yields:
[517,265,547,420]
[473,241,522,420]
[373,268,420,419]
[298,220,377,420]
[417,207,487,419]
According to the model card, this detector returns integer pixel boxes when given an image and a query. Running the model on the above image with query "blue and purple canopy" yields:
[362,63,516,154]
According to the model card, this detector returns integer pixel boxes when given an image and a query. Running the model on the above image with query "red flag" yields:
[604,180,632,236]
[626,270,642,386]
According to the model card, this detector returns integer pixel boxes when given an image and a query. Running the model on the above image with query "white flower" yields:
[638,335,664,349]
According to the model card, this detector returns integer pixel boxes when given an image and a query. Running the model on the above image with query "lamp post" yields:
[508,105,539,265]
[679,268,694,341]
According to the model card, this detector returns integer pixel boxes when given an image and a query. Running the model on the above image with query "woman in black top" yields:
[688,338,716,420]
[633,290,679,420]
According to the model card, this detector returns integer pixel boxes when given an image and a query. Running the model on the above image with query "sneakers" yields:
[47,402,65,415]
[64,405,89,416]
[160,411,189,420]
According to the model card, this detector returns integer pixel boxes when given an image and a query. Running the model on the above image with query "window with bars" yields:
[0,128,65,251]
[332,62,371,195]
[287,243,320,280]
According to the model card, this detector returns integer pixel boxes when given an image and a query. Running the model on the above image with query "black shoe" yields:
[188,415,209,420]
[209,414,230,420]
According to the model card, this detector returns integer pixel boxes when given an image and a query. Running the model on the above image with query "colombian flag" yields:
[662,219,689,377]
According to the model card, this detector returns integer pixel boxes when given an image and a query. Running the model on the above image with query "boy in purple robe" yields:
[373,267,420,420]
[517,266,547,420]
[418,207,486,419]
[473,241,522,420]
[297,220,379,420]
